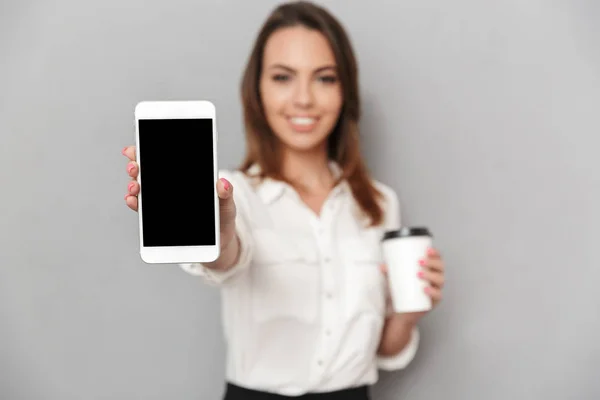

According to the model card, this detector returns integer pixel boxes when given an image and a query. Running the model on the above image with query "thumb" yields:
[379,263,388,277]
[217,178,236,230]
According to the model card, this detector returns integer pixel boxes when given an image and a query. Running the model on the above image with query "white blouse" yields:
[180,163,419,396]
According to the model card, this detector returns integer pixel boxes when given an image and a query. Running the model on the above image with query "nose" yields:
[292,79,314,108]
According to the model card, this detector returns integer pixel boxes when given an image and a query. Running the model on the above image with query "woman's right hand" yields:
[121,145,239,251]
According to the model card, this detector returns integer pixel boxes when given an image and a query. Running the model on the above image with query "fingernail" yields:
[124,194,129,200]
[128,182,135,192]
[127,164,135,174]
[424,287,430,293]
[419,259,426,266]
[417,271,424,278]
[427,248,435,255]
[220,178,230,191]
[122,146,127,155]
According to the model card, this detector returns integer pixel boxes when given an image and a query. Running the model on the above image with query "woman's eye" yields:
[319,75,338,83]
[272,74,290,82]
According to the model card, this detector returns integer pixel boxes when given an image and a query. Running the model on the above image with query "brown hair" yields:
[239,1,384,226]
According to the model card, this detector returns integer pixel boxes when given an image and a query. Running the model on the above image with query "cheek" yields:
[260,81,290,115]
[318,87,343,117]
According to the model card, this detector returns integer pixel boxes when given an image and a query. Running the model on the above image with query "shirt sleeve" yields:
[380,182,401,232]
[376,325,420,371]
[179,170,254,286]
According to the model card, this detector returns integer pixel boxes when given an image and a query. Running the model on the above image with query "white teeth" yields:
[290,117,316,125]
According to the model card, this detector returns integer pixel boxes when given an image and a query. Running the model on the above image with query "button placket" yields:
[312,218,337,374]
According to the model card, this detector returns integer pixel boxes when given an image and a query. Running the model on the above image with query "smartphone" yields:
[134,100,220,264]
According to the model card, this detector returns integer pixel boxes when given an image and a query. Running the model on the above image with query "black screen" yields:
[138,118,216,247]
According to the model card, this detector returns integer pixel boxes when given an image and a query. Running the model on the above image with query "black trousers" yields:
[223,383,371,400]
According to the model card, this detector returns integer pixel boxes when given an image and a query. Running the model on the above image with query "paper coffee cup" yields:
[382,227,433,313]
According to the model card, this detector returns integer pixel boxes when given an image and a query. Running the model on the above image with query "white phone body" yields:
[134,100,220,264]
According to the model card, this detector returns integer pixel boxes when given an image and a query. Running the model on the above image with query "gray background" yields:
[1,0,598,399]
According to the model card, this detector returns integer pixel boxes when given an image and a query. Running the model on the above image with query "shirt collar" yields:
[246,161,347,205]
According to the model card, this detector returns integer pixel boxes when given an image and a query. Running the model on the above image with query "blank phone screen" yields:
[138,118,216,247]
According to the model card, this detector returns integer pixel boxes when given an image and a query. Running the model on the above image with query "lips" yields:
[287,116,319,132]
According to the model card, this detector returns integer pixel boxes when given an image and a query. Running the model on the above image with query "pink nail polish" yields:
[419,259,426,266]
[122,146,127,155]
[128,182,134,191]
[417,271,424,278]
[221,178,230,191]
[127,164,134,174]
[124,194,129,200]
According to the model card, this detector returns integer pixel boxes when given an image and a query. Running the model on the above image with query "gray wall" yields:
[1,0,598,399]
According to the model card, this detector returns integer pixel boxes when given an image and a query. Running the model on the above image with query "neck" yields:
[280,147,334,194]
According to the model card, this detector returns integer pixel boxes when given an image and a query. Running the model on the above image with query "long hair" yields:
[239,1,384,226]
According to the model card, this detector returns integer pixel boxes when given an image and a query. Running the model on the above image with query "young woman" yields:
[122,2,445,399]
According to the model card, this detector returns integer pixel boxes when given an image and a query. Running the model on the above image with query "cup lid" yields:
[382,227,431,240]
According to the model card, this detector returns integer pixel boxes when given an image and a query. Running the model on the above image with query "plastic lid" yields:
[382,227,432,240]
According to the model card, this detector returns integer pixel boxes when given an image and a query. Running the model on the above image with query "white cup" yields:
[381,227,433,313]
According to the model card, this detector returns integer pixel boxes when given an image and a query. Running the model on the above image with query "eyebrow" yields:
[267,64,337,74]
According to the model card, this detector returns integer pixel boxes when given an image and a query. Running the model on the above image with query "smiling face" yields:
[259,25,343,156]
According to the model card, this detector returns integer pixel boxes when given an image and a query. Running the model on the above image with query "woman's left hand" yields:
[380,247,445,325]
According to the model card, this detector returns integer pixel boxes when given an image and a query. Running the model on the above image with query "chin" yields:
[278,132,329,154]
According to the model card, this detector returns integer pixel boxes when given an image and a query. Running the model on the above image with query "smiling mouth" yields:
[287,116,319,132]
[289,116,317,125]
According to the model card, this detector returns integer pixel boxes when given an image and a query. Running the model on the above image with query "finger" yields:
[217,178,237,232]
[424,258,444,273]
[125,194,138,211]
[419,269,444,289]
[127,180,140,196]
[424,286,442,303]
[426,247,441,259]
[122,145,136,161]
[217,178,233,200]
[379,263,388,275]
[126,162,138,178]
